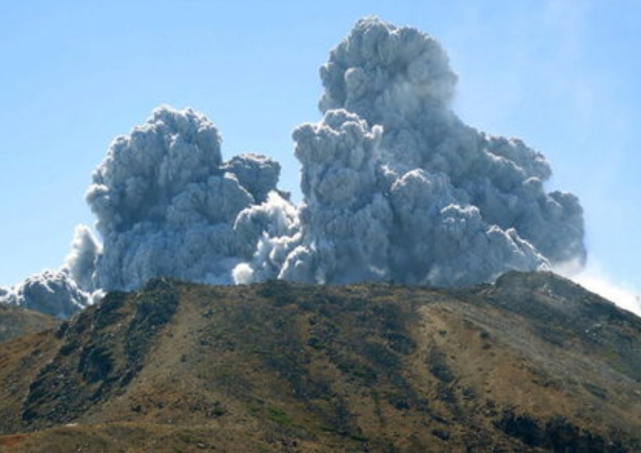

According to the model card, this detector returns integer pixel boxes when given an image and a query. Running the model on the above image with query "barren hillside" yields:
[0,303,59,344]
[0,272,639,452]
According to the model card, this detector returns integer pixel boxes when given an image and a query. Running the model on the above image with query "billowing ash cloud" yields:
[276,110,394,284]
[4,17,586,317]
[0,226,102,318]
[237,17,585,286]
[84,106,294,291]
[64,225,101,293]
[0,270,90,319]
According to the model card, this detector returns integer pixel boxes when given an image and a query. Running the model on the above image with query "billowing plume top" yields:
[320,17,458,120]
[86,107,224,235]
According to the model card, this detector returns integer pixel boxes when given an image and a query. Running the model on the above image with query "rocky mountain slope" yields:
[0,272,640,452]
[0,302,60,344]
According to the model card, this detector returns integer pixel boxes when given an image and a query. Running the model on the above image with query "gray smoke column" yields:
[64,224,101,293]
[238,17,585,286]
[323,18,584,268]
[278,110,394,283]
[85,106,294,291]
[4,17,587,317]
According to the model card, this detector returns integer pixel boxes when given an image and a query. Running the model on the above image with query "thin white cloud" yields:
[558,258,641,317]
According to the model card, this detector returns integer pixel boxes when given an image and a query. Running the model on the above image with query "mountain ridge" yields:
[0,302,60,344]
[0,271,639,452]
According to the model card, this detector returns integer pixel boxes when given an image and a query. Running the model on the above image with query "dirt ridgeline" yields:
[0,303,60,344]
[0,272,640,452]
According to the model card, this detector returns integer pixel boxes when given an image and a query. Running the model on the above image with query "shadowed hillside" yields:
[0,272,640,452]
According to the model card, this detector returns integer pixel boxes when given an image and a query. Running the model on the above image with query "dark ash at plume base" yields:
[0,270,90,319]
[0,17,585,317]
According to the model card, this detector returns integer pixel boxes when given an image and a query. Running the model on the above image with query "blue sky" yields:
[0,1,639,297]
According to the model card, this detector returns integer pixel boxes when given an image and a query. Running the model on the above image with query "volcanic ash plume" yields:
[0,270,90,319]
[4,17,587,316]
[278,110,394,284]
[0,226,102,318]
[63,224,101,293]
[84,106,295,291]
[237,17,585,286]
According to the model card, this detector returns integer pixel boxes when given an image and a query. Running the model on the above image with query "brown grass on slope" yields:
[0,272,640,452]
